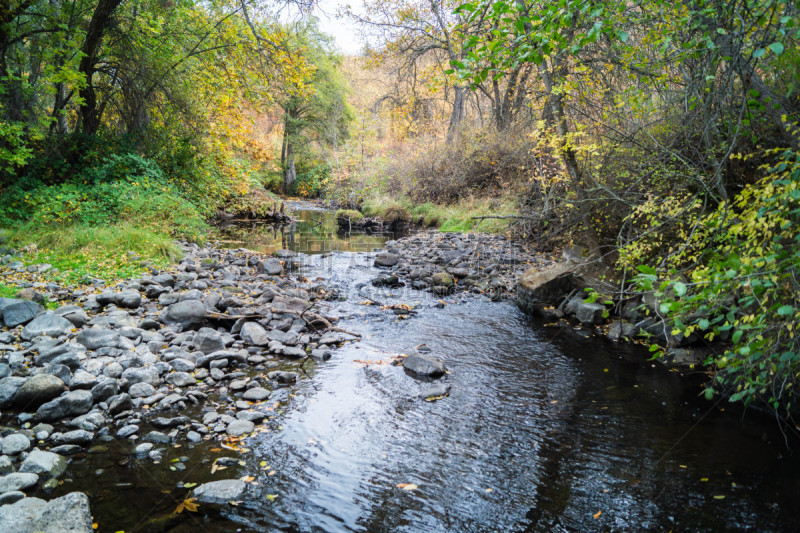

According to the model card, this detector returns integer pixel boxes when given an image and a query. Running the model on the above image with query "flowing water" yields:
[45,210,800,532]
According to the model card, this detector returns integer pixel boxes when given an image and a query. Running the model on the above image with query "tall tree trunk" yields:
[446,85,465,143]
[77,0,122,135]
[284,141,297,192]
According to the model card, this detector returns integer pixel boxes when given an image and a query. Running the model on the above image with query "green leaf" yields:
[777,305,794,316]
[673,281,687,297]
[637,264,656,275]
[753,48,766,58]
[768,42,785,56]
[698,318,709,330]
[732,330,743,344]
[618,30,629,43]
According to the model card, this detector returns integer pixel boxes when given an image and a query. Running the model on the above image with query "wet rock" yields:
[431,271,454,287]
[0,472,38,493]
[420,383,451,400]
[192,479,246,504]
[0,491,93,532]
[21,313,73,340]
[134,442,154,454]
[374,253,399,267]
[150,416,189,428]
[116,290,142,309]
[0,455,14,474]
[267,371,297,384]
[225,420,254,436]
[0,491,24,505]
[242,387,270,401]
[36,390,93,421]
[607,320,637,340]
[69,370,97,390]
[90,380,119,403]
[12,374,65,409]
[402,353,446,379]
[55,305,89,328]
[1,434,31,455]
[143,431,171,444]
[116,425,139,439]
[107,393,133,415]
[161,300,206,330]
[574,302,606,325]
[76,328,120,350]
[19,449,67,477]
[129,382,156,398]
[2,301,44,327]
[517,264,582,315]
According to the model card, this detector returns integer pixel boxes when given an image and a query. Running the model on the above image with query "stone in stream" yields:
[193,328,226,354]
[36,390,93,421]
[574,301,606,325]
[242,387,270,401]
[19,449,67,477]
[0,491,93,532]
[52,430,95,446]
[402,353,447,379]
[374,253,399,267]
[12,374,65,409]
[165,372,195,387]
[192,479,247,504]
[1,433,31,455]
[2,301,43,327]
[128,382,156,398]
[419,383,451,400]
[225,420,254,436]
[21,313,74,340]
[0,472,38,493]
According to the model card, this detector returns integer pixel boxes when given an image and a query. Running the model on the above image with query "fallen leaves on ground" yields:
[396,483,418,491]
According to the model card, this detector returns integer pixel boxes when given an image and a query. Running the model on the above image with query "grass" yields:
[4,222,182,285]
[335,209,364,221]
[361,195,516,234]
[0,284,18,298]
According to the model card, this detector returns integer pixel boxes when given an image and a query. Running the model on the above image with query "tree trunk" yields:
[284,141,297,193]
[77,0,122,135]
[446,85,465,143]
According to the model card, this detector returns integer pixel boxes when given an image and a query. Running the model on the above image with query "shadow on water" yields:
[42,210,800,532]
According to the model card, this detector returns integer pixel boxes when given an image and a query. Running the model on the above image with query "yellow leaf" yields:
[713,495,726,500]
[396,483,418,491]
[267,494,279,501]
[593,510,602,519]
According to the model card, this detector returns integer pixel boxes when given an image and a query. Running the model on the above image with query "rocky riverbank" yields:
[0,243,356,529]
[370,230,556,299]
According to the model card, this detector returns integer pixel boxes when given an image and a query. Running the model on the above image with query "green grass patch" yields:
[362,195,515,234]
[0,284,18,298]
[5,222,182,285]
[335,209,364,221]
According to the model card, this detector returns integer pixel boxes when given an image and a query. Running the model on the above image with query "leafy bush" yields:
[290,163,329,197]
[633,147,800,412]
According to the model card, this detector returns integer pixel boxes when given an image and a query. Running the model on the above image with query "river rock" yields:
[121,366,160,387]
[12,374,65,409]
[19,449,67,477]
[161,300,206,330]
[242,387,270,401]
[192,479,247,504]
[402,353,446,379]
[21,313,74,340]
[52,430,95,446]
[240,322,269,346]
[225,420,254,436]
[0,491,93,532]
[1,433,31,455]
[129,382,156,398]
[76,328,120,350]
[165,372,195,387]
[193,328,225,354]
[55,305,89,328]
[574,301,606,325]
[516,263,582,315]
[0,472,38,493]
[2,301,43,327]
[260,258,283,276]
[36,390,93,421]
[374,253,399,267]
[419,383,451,400]
[116,290,142,309]
[0,376,26,407]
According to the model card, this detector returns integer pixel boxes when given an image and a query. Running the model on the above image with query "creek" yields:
[43,208,799,532]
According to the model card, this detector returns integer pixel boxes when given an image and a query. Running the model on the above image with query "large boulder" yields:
[21,313,73,341]
[0,491,93,532]
[516,264,583,316]
[161,300,206,330]
[402,353,446,379]
[192,479,247,504]
[12,374,65,409]
[2,301,44,328]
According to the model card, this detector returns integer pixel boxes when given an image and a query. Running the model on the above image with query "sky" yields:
[307,0,368,55]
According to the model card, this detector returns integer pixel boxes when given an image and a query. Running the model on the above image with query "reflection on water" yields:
[214,210,405,255]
